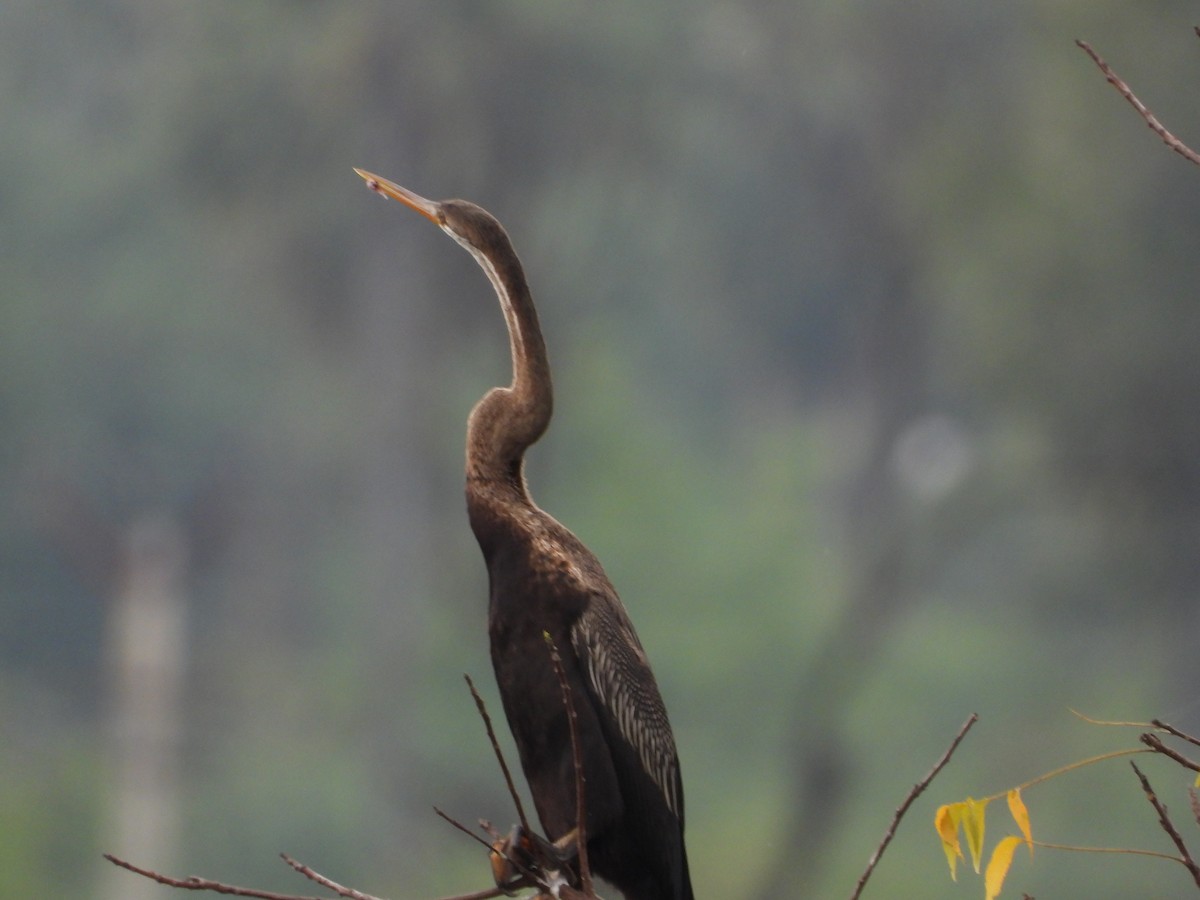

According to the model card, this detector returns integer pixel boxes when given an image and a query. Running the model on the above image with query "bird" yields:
[355,168,693,900]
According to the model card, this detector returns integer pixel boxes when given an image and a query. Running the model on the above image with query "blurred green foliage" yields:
[2,1,1199,897]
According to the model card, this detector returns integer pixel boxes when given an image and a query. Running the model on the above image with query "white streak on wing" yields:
[572,605,681,818]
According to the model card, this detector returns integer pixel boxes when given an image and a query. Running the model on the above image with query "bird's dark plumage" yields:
[357,170,692,900]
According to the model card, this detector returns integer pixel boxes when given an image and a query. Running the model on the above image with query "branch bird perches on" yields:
[104,665,606,900]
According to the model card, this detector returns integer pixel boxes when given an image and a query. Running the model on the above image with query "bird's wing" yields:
[570,596,683,820]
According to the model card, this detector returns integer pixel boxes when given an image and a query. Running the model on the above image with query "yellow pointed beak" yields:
[354,168,441,225]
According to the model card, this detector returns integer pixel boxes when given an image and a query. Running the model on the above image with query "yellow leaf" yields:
[935,803,965,880]
[984,835,1023,900]
[963,796,989,874]
[1006,789,1033,856]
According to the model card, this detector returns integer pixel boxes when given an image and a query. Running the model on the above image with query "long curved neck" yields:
[461,233,553,495]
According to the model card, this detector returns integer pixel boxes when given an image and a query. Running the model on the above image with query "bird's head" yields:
[354,168,510,262]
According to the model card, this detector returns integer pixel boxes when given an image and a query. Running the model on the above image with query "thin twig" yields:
[545,633,592,896]
[1130,761,1200,889]
[1075,39,1200,168]
[1152,719,1200,751]
[1025,840,1179,861]
[278,855,385,900]
[433,807,495,853]
[464,674,531,836]
[849,713,979,900]
[1141,733,1200,774]
[463,676,561,893]
[103,853,330,900]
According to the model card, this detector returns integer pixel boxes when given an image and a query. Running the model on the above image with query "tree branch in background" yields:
[1130,762,1200,890]
[849,713,979,900]
[1076,37,1200,168]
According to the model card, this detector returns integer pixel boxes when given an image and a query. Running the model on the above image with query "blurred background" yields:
[3,2,1200,897]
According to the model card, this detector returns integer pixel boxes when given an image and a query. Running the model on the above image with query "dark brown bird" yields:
[356,169,693,900]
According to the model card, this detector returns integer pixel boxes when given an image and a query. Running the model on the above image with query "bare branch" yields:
[103,853,336,900]
[1152,720,1200,751]
[465,674,532,837]
[849,713,979,900]
[1141,733,1200,774]
[1075,39,1200,168]
[431,807,494,854]
[1130,762,1200,889]
[462,679,568,895]
[108,676,603,900]
[278,855,385,900]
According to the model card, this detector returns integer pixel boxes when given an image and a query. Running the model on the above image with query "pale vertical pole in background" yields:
[100,515,187,900]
